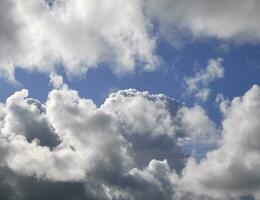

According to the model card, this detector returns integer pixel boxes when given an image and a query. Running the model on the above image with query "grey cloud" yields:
[0,0,21,80]
[0,167,97,200]
[2,91,60,148]
[0,74,220,199]
[3,75,260,200]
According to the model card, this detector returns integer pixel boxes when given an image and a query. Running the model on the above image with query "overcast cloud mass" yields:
[0,0,260,199]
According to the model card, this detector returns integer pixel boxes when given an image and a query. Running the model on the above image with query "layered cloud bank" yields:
[1,0,260,80]
[0,74,259,199]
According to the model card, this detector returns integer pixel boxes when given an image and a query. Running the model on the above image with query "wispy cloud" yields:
[184,58,224,102]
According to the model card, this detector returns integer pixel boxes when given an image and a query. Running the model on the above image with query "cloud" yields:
[184,58,224,102]
[176,105,219,143]
[1,89,60,148]
[0,74,220,199]
[0,0,158,81]
[1,1,260,198]
[0,74,260,199]
[1,0,260,82]
[145,0,260,45]
[176,85,260,199]
[49,72,65,89]
[126,159,177,200]
[0,86,131,182]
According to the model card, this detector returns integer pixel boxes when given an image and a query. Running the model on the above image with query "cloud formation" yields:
[0,1,260,198]
[146,0,260,45]
[0,74,221,199]
[1,0,260,81]
[184,58,224,102]
[0,73,260,199]
[0,0,158,81]
[176,84,260,199]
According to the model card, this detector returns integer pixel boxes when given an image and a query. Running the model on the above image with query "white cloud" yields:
[0,74,221,199]
[1,75,260,199]
[145,0,260,45]
[101,89,178,138]
[49,72,65,89]
[0,0,158,81]
[176,85,260,199]
[127,159,178,199]
[1,0,260,198]
[2,0,260,82]
[184,58,224,102]
[0,86,133,181]
[176,105,219,143]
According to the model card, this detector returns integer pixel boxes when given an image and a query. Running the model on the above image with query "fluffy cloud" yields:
[1,76,260,200]
[0,0,158,81]
[1,0,260,82]
[0,87,133,182]
[176,85,260,199]
[126,159,177,200]
[101,89,178,138]
[176,105,219,143]
[0,74,219,199]
[145,0,260,45]
[184,58,224,102]
[1,1,260,199]
[0,75,260,199]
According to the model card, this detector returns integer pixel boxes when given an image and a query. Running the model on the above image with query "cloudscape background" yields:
[0,0,260,199]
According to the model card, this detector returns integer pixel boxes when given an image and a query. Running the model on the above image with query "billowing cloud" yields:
[1,0,260,82]
[0,74,220,199]
[184,58,224,102]
[176,85,260,199]
[0,74,260,199]
[1,1,260,199]
[0,0,158,81]
[176,105,219,143]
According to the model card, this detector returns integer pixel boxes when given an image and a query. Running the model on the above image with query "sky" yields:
[0,0,260,200]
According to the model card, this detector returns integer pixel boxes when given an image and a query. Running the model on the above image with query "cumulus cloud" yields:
[126,159,178,200]
[145,0,260,45]
[184,58,224,102]
[1,0,260,81]
[1,1,260,199]
[0,0,158,81]
[176,85,260,199]
[0,74,260,199]
[176,105,219,143]
[0,74,220,199]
